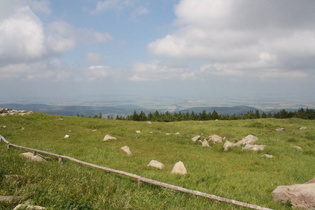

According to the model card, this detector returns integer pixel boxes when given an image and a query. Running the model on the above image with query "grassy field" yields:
[1,113,315,209]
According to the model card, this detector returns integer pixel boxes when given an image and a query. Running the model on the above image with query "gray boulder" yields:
[19,152,46,162]
[272,183,315,209]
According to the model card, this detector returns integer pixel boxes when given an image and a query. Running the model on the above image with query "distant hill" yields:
[0,104,273,117]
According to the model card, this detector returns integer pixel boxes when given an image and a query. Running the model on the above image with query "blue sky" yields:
[1,0,315,108]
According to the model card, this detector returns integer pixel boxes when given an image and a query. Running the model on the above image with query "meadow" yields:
[1,112,315,209]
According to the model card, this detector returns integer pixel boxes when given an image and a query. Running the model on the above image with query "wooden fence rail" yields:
[0,135,272,210]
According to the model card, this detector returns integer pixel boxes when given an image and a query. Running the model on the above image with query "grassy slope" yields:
[1,113,315,209]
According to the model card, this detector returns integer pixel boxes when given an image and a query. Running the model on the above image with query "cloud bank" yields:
[148,0,315,79]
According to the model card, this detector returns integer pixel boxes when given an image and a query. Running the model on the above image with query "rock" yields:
[0,196,24,204]
[120,146,132,155]
[235,135,258,146]
[146,121,152,124]
[293,146,303,151]
[64,134,70,138]
[191,135,201,142]
[205,134,223,144]
[0,108,32,116]
[242,144,266,151]
[13,204,46,210]
[136,130,141,134]
[305,178,315,184]
[103,134,116,141]
[299,126,308,130]
[275,128,285,131]
[202,140,210,147]
[175,132,180,135]
[223,140,236,151]
[19,152,46,162]
[272,183,315,209]
[147,160,165,169]
[262,154,274,158]
[171,161,187,175]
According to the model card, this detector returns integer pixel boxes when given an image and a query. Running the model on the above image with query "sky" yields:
[1,0,315,108]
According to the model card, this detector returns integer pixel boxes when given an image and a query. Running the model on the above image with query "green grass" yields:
[1,113,315,209]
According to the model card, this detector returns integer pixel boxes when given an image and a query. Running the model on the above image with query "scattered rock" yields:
[13,204,46,210]
[272,183,315,209]
[136,130,141,134]
[299,126,308,130]
[202,140,210,147]
[235,135,258,146]
[262,154,274,158]
[92,129,97,132]
[64,134,70,138]
[191,135,201,142]
[242,144,266,151]
[146,121,152,124]
[147,160,165,169]
[103,134,117,141]
[175,132,180,135]
[120,146,132,155]
[19,152,46,162]
[275,128,285,131]
[165,133,171,135]
[205,134,223,144]
[171,161,187,175]
[1,125,6,129]
[293,146,303,151]
[54,118,63,120]
[0,108,33,116]
[20,127,25,130]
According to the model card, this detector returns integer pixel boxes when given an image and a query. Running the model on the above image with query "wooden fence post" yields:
[58,157,63,165]
[138,179,141,188]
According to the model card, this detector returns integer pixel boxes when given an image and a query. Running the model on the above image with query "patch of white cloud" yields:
[129,61,197,81]
[0,3,46,66]
[0,0,113,81]
[148,0,315,79]
[86,65,110,81]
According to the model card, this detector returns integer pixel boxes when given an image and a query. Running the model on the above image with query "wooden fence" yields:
[0,135,272,210]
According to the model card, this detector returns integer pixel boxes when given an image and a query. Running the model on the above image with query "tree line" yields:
[115,108,315,122]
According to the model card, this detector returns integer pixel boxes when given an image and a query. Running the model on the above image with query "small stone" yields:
[120,146,132,155]
[103,134,117,141]
[191,135,201,142]
[147,160,165,169]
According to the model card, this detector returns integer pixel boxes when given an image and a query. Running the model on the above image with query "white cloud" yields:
[129,61,197,81]
[86,65,110,81]
[46,21,112,53]
[148,0,315,79]
[0,3,46,66]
